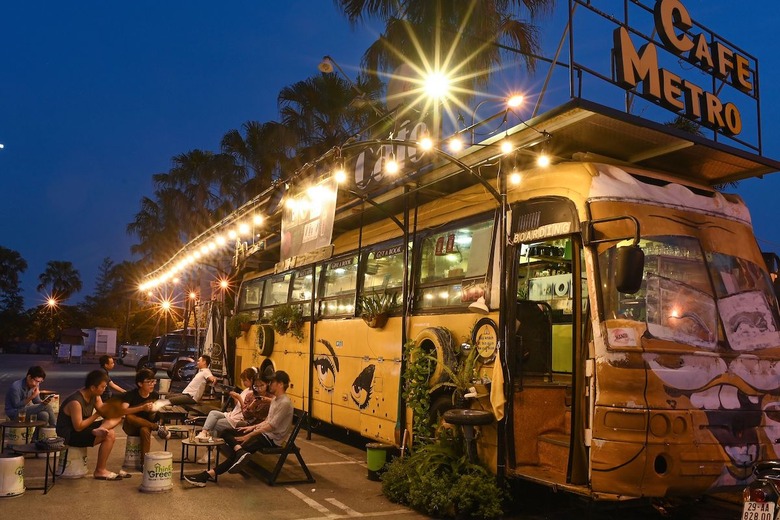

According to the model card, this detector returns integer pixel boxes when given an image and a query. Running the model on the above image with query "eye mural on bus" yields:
[314,339,339,393]
[351,365,376,410]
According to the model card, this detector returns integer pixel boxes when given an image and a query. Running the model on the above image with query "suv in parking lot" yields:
[120,332,201,380]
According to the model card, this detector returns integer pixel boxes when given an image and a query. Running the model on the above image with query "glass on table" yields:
[17,409,26,422]
[29,413,38,423]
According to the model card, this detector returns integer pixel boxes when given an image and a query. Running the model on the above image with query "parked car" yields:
[119,332,202,381]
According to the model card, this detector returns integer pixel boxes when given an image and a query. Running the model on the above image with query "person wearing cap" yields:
[183,370,293,487]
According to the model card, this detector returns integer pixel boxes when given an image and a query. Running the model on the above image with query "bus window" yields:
[320,255,359,317]
[262,274,291,317]
[290,267,316,317]
[516,237,576,374]
[599,236,720,349]
[417,219,494,310]
[237,278,264,320]
[364,243,405,294]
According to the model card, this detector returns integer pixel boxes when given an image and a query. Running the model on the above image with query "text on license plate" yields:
[743,501,775,520]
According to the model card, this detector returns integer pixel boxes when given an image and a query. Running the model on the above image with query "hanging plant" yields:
[358,290,399,329]
[227,313,252,339]
[270,304,304,341]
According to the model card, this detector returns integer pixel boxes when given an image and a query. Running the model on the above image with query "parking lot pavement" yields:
[1,427,425,520]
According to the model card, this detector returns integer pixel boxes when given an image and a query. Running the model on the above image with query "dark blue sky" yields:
[2,1,779,308]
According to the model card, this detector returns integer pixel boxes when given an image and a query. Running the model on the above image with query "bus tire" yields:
[257,324,274,357]
[414,327,457,387]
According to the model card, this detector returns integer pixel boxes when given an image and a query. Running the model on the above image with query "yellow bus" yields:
[230,100,780,499]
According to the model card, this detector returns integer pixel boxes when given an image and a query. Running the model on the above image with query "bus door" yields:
[507,199,588,486]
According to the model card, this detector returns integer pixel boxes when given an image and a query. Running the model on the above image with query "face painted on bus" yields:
[645,290,780,487]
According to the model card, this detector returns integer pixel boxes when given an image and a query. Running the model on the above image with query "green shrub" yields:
[449,472,505,519]
[381,439,506,519]
[381,456,412,504]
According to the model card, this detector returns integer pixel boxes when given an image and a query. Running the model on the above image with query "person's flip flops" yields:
[94,472,124,481]
[118,470,132,478]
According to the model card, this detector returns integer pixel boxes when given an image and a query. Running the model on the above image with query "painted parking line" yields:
[287,487,411,519]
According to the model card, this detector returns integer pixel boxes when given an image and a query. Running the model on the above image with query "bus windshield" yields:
[599,235,780,351]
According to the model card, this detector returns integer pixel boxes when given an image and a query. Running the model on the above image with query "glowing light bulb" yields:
[449,136,464,152]
[500,140,513,154]
[419,136,434,151]
[537,154,551,167]
[385,158,399,174]
[510,171,521,185]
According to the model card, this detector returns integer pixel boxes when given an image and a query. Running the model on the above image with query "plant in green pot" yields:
[358,290,399,329]
[270,303,304,341]
[227,313,252,338]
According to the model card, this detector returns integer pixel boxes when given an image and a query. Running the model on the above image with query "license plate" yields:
[743,501,775,520]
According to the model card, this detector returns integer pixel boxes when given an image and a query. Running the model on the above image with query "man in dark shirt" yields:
[120,368,160,470]
[99,355,125,402]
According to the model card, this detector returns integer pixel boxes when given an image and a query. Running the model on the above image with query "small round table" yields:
[179,438,224,482]
[11,442,64,494]
[0,420,47,454]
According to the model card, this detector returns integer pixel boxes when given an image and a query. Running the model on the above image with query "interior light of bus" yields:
[425,294,434,300]
[439,291,449,299]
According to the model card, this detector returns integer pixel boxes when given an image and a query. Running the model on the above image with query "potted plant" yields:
[270,304,304,341]
[358,290,399,329]
[227,313,252,338]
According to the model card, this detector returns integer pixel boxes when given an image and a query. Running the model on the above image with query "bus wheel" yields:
[257,324,274,357]
[414,327,457,387]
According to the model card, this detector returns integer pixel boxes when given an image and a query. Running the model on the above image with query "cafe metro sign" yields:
[613,0,754,136]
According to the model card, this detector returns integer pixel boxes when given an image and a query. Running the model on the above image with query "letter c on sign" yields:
[654,0,694,54]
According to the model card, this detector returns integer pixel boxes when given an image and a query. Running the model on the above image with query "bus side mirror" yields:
[616,245,644,294]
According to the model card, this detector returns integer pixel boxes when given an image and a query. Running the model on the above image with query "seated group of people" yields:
[8,354,294,484]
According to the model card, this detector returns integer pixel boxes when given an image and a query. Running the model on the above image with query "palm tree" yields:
[278,73,385,163]
[37,260,82,302]
[221,120,296,196]
[335,0,554,96]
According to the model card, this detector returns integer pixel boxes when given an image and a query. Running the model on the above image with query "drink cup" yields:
[188,428,195,442]
[30,414,38,423]
[18,409,26,422]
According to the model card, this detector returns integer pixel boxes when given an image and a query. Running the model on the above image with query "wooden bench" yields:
[247,410,315,486]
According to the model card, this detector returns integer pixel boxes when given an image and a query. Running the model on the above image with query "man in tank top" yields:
[56,370,153,480]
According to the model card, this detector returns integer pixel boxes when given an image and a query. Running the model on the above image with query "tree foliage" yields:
[37,260,82,302]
